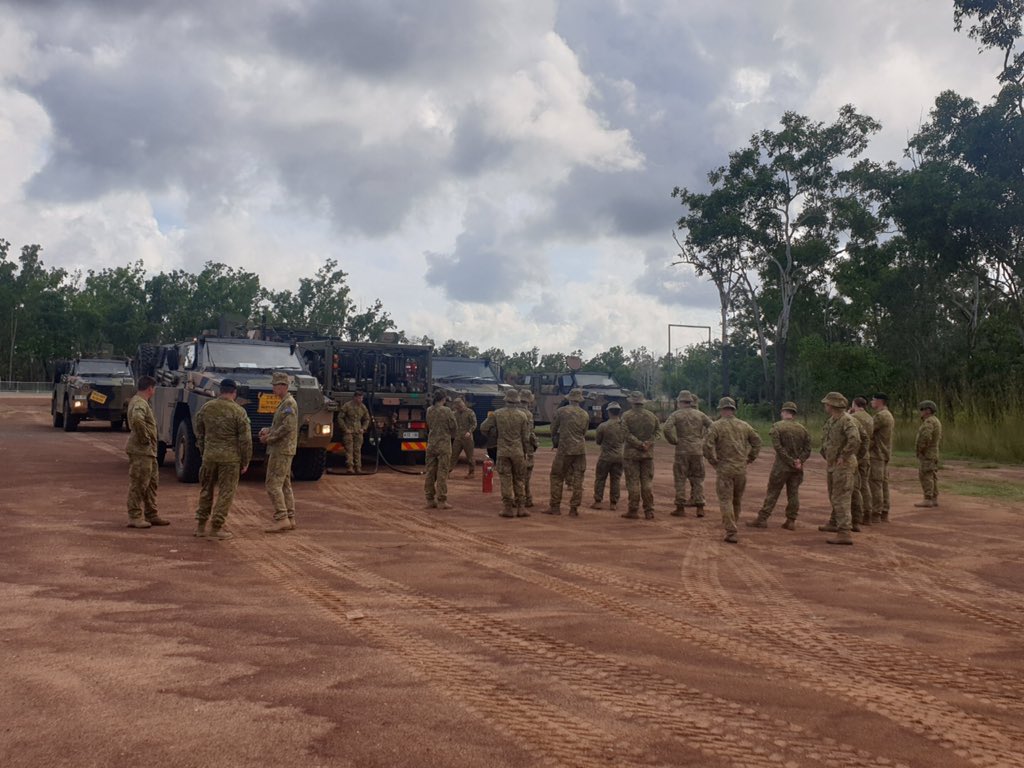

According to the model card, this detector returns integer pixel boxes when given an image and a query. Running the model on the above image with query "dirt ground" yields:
[2,395,1023,768]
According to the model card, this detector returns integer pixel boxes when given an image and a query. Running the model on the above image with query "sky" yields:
[0,0,1006,358]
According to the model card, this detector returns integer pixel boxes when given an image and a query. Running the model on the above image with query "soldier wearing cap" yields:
[869,393,894,522]
[818,392,860,545]
[591,401,626,510]
[194,378,252,540]
[450,397,478,478]
[915,400,942,508]
[621,391,662,520]
[481,389,532,517]
[261,371,299,533]
[545,388,590,516]
[703,397,761,542]
[424,390,458,509]
[337,390,371,474]
[517,389,540,507]
[849,397,874,530]
[663,389,713,517]
[748,401,809,530]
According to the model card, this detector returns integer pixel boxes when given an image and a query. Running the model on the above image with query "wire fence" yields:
[0,382,51,394]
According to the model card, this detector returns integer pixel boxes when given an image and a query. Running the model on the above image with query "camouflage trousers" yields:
[623,456,654,514]
[758,462,803,520]
[550,452,586,511]
[826,459,857,533]
[918,458,939,501]
[126,454,159,521]
[593,457,622,504]
[524,452,535,506]
[851,455,872,524]
[196,461,240,528]
[715,466,747,533]
[497,454,527,511]
[343,430,364,472]
[672,452,706,507]
[265,452,295,522]
[425,448,452,503]
[869,457,890,517]
[451,435,475,474]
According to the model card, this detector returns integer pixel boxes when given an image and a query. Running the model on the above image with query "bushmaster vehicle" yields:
[516,357,630,427]
[431,356,510,444]
[136,333,333,482]
[51,357,135,431]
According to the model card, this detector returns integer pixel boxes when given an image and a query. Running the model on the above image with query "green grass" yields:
[939,479,1024,502]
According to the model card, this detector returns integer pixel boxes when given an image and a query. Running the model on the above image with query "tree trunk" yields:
[717,283,731,399]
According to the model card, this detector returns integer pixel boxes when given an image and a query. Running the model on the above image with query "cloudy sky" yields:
[0,0,1005,357]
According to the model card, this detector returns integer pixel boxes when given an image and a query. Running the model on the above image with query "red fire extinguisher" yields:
[482,457,494,493]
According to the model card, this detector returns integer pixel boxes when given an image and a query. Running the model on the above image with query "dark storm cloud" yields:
[633,247,719,310]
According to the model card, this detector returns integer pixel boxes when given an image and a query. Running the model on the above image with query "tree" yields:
[437,339,480,357]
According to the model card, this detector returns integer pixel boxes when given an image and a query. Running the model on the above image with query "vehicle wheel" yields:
[156,441,167,467]
[52,399,64,428]
[110,418,124,431]
[62,399,79,432]
[291,447,326,481]
[174,419,201,483]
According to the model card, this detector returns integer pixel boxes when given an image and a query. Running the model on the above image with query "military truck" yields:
[431,356,511,444]
[517,358,630,427]
[296,339,432,465]
[51,357,135,432]
[136,333,334,483]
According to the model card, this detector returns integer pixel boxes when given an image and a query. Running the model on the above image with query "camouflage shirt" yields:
[266,393,298,457]
[703,415,761,473]
[916,415,942,460]
[337,399,371,434]
[480,407,530,459]
[663,407,713,455]
[871,408,894,462]
[622,405,662,460]
[454,407,478,438]
[821,411,859,468]
[551,404,590,455]
[595,418,627,462]
[426,404,458,454]
[125,394,157,457]
[196,398,252,466]
[851,410,873,462]
[769,420,811,470]
[517,404,539,455]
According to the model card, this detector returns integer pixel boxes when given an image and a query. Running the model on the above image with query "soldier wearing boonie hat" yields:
[663,389,713,517]
[517,390,539,507]
[914,400,942,508]
[818,392,859,545]
[545,389,589,516]
[748,401,809,532]
[591,401,626,511]
[703,396,760,543]
[621,391,661,520]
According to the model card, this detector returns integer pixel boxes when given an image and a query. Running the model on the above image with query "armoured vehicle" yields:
[51,357,135,432]
[136,333,334,483]
[431,356,511,444]
[297,339,432,465]
[517,361,630,427]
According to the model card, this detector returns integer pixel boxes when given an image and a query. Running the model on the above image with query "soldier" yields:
[849,397,874,529]
[915,400,943,508]
[869,393,894,522]
[424,390,458,509]
[818,392,860,545]
[621,391,662,520]
[260,371,298,533]
[480,389,531,517]
[450,397,477,477]
[194,379,252,541]
[545,388,590,516]
[663,389,713,517]
[591,401,626,510]
[337,390,371,474]
[747,402,810,530]
[518,389,539,506]
[124,375,168,529]
[703,397,760,543]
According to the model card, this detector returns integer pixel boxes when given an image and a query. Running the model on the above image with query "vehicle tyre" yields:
[110,418,124,431]
[52,398,64,428]
[291,447,326,481]
[174,419,201,483]
[62,399,79,432]
[135,343,160,379]
[156,441,167,467]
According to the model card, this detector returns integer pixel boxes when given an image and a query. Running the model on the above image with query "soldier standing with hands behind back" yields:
[621,391,662,520]
[124,375,169,529]
[337,390,371,474]
[748,402,809,530]
[261,371,298,533]
[663,390,713,517]
[591,401,626,510]
[194,379,251,540]
[819,392,859,545]
[703,397,760,543]
[424,390,458,509]
[545,388,590,516]
[869,393,894,522]
[450,397,477,477]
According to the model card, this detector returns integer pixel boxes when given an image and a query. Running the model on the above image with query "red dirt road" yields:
[2,396,1023,768]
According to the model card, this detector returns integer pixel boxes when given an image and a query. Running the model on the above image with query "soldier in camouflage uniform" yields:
[663,390,713,517]
[518,389,539,506]
[818,392,860,545]
[849,397,874,529]
[591,401,625,510]
[481,389,531,517]
[748,401,810,530]
[424,390,458,509]
[337,390,371,474]
[261,371,298,533]
[621,391,662,520]
[914,400,942,508]
[545,388,590,516]
[869,393,894,522]
[124,375,168,529]
[450,397,478,477]
[703,397,760,543]
[194,378,252,540]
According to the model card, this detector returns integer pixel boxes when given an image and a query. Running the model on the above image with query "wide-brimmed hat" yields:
[821,391,848,409]
[918,400,937,412]
[567,388,585,402]
[781,401,797,414]
[627,391,645,404]
[504,389,521,403]
[717,396,736,410]
[271,371,290,386]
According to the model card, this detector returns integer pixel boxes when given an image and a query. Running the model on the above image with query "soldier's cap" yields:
[451,396,465,405]
[821,391,848,409]
[717,396,737,410]
[219,378,238,393]
[567,388,585,402]
[918,399,938,412]
[518,388,534,403]
[676,389,694,403]
[781,401,798,414]
[270,371,290,386]
[432,390,447,403]
[504,388,521,403]
[627,391,645,404]
[872,392,889,402]
[606,402,622,412]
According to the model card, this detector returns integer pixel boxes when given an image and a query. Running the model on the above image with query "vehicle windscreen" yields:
[433,358,497,381]
[77,361,132,376]
[574,373,619,387]
[203,342,305,371]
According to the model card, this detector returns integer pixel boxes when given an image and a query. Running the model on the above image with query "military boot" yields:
[781,518,796,531]
[671,505,686,517]
[499,508,515,518]
[851,523,861,532]
[568,508,579,517]
[437,501,453,510]
[425,499,437,509]
[609,502,617,511]
[643,510,654,520]
[287,517,296,530]
[723,531,738,544]
[194,521,208,538]
[127,518,151,529]
[818,518,838,532]
[516,507,530,518]
[590,500,602,509]
[880,511,890,522]
[826,531,854,545]
[542,506,562,516]
[695,504,705,518]
[913,499,937,508]
[147,516,171,526]
[208,527,233,541]
[860,516,872,527]
[621,510,639,519]
[746,515,768,529]
[264,518,291,533]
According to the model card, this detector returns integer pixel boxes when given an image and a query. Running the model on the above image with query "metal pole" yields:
[667,323,713,409]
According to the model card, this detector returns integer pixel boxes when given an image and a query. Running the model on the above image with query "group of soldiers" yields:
[421,386,944,547]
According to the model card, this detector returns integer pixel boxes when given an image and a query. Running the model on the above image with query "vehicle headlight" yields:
[316,423,332,436]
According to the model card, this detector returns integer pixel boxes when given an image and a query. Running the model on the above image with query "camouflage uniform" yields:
[265,382,298,523]
[195,397,252,531]
[820,396,860,536]
[703,398,761,538]
[870,404,895,521]
[451,401,478,475]
[548,389,590,515]
[425,399,458,506]
[125,393,160,524]
[481,390,531,516]
[337,397,371,473]
[754,405,811,524]
[916,402,942,506]
[850,409,874,527]
[518,390,539,506]
[592,407,626,508]
[663,391,713,514]
[622,393,662,519]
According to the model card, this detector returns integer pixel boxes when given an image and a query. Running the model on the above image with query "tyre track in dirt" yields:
[334,482,1024,768]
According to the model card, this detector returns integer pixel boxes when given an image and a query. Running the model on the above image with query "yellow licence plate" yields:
[258,393,281,414]
[89,391,108,405]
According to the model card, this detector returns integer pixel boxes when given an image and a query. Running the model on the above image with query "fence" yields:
[0,382,51,394]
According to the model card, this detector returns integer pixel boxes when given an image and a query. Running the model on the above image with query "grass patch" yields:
[939,479,1024,502]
